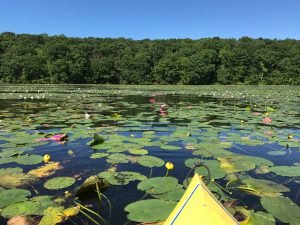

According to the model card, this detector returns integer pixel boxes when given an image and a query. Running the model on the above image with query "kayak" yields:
[163,173,239,225]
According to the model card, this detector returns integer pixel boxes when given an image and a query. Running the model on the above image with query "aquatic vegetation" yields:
[1,196,58,218]
[0,189,31,209]
[125,199,177,223]
[261,196,300,224]
[0,85,299,224]
[44,177,76,190]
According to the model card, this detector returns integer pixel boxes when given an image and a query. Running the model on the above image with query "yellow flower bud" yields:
[165,162,174,170]
[43,154,51,163]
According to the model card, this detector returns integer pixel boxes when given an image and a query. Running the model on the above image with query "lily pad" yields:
[185,159,226,179]
[0,167,23,176]
[219,156,256,173]
[0,173,37,188]
[238,177,289,197]
[137,177,180,195]
[137,156,165,168]
[90,152,109,159]
[1,196,58,218]
[237,207,275,225]
[98,171,146,185]
[28,162,63,178]
[39,207,65,225]
[152,188,185,201]
[128,148,148,155]
[125,199,177,223]
[268,165,300,177]
[76,175,108,194]
[44,177,76,190]
[261,196,300,224]
[15,155,43,165]
[88,133,105,147]
[106,153,128,164]
[0,189,31,209]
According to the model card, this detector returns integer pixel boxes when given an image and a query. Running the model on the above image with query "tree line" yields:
[0,32,299,85]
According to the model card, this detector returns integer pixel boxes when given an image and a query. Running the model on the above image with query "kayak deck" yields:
[163,174,239,225]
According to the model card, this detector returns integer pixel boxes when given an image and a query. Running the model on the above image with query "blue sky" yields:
[1,0,299,39]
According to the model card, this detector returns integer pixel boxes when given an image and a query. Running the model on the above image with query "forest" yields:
[0,32,299,85]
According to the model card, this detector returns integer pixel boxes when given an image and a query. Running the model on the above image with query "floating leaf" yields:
[219,156,256,173]
[125,199,177,223]
[76,175,108,194]
[152,188,185,201]
[28,162,63,178]
[44,177,76,190]
[261,196,300,224]
[137,156,164,168]
[98,171,146,185]
[0,167,23,176]
[185,159,225,179]
[238,177,289,197]
[128,148,148,155]
[15,155,43,165]
[0,189,31,209]
[106,153,128,164]
[268,165,300,177]
[1,196,58,218]
[0,173,37,188]
[39,207,65,225]
[137,177,180,195]
[237,207,275,225]
[88,133,105,147]
[90,152,109,159]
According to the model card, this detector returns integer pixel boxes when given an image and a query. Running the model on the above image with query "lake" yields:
[0,85,299,225]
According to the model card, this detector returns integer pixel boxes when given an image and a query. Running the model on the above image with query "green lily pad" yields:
[261,196,300,224]
[0,189,31,209]
[1,196,58,218]
[219,156,256,173]
[15,155,43,165]
[152,188,185,201]
[238,177,290,197]
[88,133,105,147]
[137,177,180,195]
[128,148,148,155]
[137,156,165,168]
[39,206,65,225]
[125,199,177,223]
[269,165,300,177]
[236,207,275,225]
[185,159,226,179]
[106,153,128,164]
[90,152,109,159]
[76,175,108,194]
[0,149,24,158]
[0,173,37,188]
[98,171,147,185]
[44,177,76,190]
[0,167,23,176]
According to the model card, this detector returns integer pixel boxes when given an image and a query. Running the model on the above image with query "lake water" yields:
[0,85,299,225]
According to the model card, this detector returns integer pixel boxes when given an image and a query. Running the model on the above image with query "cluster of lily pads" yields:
[0,85,299,225]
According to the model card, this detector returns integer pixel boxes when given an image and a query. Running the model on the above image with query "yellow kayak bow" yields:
[163,174,239,225]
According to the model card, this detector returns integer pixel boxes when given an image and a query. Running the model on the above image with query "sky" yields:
[0,0,300,40]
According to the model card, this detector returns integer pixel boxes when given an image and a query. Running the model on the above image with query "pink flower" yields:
[262,117,272,124]
[37,134,67,143]
[149,98,156,103]
[159,111,168,116]
[253,112,261,116]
